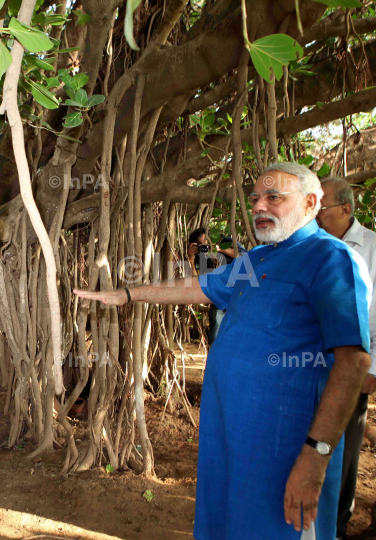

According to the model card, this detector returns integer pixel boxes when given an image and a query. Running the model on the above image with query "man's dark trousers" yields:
[337,393,368,538]
[207,305,225,346]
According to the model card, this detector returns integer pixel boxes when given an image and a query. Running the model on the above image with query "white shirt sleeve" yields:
[345,221,376,376]
[368,290,376,375]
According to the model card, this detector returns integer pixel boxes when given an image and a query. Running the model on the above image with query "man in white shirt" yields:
[317,177,376,540]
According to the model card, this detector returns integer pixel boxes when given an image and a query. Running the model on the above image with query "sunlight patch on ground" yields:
[164,494,196,502]
[0,509,124,540]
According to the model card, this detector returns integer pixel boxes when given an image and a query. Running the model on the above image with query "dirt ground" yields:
[1,348,376,540]
[347,396,376,539]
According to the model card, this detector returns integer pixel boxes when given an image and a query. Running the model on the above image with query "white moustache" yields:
[254,213,277,223]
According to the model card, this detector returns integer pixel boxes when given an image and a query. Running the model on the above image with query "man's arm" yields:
[187,243,199,276]
[362,291,376,393]
[284,345,371,533]
[74,276,211,306]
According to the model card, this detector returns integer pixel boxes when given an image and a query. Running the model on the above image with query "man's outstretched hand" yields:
[73,288,128,306]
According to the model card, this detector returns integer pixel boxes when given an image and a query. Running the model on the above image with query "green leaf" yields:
[9,18,54,53]
[8,0,21,16]
[21,112,39,122]
[212,208,223,217]
[19,78,32,93]
[63,111,83,128]
[205,113,215,126]
[25,54,55,71]
[60,74,74,88]
[124,0,142,51]
[220,242,233,250]
[298,155,314,166]
[364,178,376,187]
[249,34,303,83]
[215,197,225,204]
[64,87,76,100]
[73,9,91,25]
[311,0,362,7]
[143,490,155,503]
[0,41,12,79]
[357,214,366,224]
[53,47,80,54]
[20,103,33,113]
[200,149,211,157]
[105,463,114,473]
[60,72,88,92]
[64,99,83,107]
[40,120,54,130]
[316,162,330,178]
[45,76,60,89]
[29,80,59,109]
[363,190,373,206]
[57,133,82,143]
[86,94,105,107]
[210,230,222,243]
[217,118,228,127]
[326,37,337,48]
[296,69,316,77]
[73,88,88,106]
[32,13,68,26]
[48,38,61,50]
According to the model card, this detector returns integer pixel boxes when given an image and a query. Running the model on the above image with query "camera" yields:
[198,244,209,253]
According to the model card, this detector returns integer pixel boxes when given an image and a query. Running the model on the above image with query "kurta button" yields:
[260,258,264,261]
[239,292,243,296]
[274,243,278,248]
[249,274,252,277]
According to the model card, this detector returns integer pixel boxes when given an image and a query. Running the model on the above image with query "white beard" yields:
[253,205,306,243]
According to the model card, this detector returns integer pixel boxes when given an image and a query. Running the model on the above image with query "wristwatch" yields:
[305,436,333,456]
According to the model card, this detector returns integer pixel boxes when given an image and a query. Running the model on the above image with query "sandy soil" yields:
[0,385,200,540]
[0,348,376,540]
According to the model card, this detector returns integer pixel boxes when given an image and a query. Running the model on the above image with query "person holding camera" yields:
[187,227,246,345]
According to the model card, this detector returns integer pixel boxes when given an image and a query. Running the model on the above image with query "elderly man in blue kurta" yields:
[74,162,372,540]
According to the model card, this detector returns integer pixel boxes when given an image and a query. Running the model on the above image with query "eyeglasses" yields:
[318,203,344,212]
[249,191,298,206]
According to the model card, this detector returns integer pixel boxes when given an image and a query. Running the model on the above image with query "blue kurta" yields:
[195,220,371,540]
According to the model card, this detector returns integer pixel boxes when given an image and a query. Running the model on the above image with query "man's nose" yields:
[252,197,268,214]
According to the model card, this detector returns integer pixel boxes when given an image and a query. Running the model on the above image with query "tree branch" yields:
[232,49,256,247]
[345,168,376,185]
[0,0,63,395]
[148,0,188,49]
[301,14,376,47]
[277,86,376,139]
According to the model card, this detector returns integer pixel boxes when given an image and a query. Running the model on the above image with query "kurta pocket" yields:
[242,279,296,329]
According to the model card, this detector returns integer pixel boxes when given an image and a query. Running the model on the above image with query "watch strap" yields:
[305,436,332,455]
[306,436,317,449]
[124,287,132,303]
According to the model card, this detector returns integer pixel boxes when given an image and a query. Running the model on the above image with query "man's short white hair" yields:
[263,162,323,217]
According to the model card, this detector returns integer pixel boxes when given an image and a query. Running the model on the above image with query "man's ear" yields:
[341,203,352,218]
[305,193,317,215]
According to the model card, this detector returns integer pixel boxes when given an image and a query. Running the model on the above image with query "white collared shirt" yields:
[342,217,376,375]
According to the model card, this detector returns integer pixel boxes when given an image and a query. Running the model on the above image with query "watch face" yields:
[317,442,331,455]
